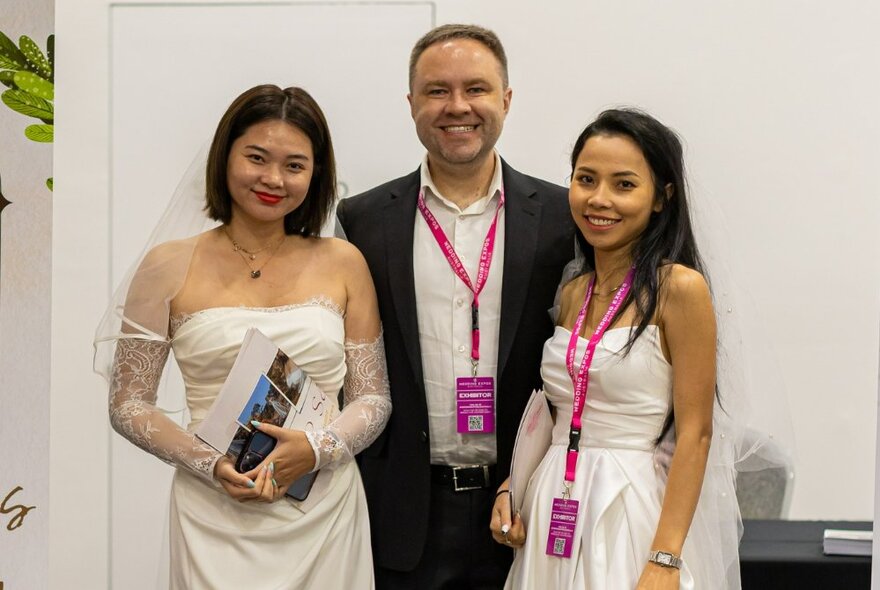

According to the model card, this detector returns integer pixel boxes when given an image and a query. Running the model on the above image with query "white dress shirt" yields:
[413,152,505,466]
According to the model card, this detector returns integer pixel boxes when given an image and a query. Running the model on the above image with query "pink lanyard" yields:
[563,266,636,483]
[417,188,505,374]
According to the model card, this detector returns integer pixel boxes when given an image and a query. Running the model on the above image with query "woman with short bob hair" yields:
[96,84,390,589]
[205,85,336,237]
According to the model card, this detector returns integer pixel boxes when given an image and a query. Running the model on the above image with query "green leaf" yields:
[0,31,27,69]
[2,88,53,120]
[46,177,53,191]
[13,71,53,100]
[47,35,54,83]
[19,35,51,79]
[25,123,53,142]
[0,70,15,88]
[0,55,23,70]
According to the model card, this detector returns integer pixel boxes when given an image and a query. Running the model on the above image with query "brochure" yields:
[195,327,332,500]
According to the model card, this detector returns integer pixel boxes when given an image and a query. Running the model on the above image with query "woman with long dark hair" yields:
[490,109,740,589]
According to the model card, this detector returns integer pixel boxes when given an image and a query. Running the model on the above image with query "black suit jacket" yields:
[337,160,575,571]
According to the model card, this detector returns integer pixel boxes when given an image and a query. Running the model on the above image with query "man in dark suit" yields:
[337,24,575,589]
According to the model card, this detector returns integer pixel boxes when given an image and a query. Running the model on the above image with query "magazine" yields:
[195,327,332,500]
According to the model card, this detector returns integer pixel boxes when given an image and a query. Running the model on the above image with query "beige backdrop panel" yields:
[0,2,53,589]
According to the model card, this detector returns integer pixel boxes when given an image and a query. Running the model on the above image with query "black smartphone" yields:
[287,471,318,501]
[235,430,276,473]
[235,429,318,501]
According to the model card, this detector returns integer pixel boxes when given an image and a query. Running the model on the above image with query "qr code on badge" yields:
[468,415,484,431]
[553,538,566,555]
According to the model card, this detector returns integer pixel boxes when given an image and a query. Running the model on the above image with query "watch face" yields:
[658,553,672,565]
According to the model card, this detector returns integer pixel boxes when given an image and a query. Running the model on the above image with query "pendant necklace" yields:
[592,267,630,297]
[592,283,622,297]
[222,226,286,279]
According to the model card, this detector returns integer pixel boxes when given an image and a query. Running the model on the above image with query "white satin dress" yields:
[166,304,375,589]
[505,325,700,590]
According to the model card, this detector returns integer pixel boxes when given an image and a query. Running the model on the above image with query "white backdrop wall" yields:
[109,4,431,587]
[875,339,880,587]
[54,0,880,587]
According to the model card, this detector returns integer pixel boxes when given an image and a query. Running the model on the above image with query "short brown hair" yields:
[408,24,509,90]
[205,85,337,236]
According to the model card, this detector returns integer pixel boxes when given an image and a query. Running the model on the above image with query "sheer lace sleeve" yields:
[109,338,222,482]
[305,334,391,469]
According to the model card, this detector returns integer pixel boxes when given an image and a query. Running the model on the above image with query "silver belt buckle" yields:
[451,464,489,492]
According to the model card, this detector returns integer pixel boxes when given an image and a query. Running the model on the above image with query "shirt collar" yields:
[419,151,504,214]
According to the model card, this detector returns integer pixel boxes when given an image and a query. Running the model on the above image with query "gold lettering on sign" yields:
[1,486,36,531]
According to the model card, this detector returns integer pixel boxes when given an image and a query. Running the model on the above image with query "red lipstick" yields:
[254,191,284,205]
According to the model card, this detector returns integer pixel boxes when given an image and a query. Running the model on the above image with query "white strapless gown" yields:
[506,325,701,590]
[168,304,374,590]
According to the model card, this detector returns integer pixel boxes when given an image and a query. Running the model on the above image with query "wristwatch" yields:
[648,550,683,569]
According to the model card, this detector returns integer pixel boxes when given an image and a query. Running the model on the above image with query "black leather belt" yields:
[431,464,496,492]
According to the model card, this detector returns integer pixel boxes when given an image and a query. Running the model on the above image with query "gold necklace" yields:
[222,226,280,260]
[222,227,286,279]
[592,283,622,297]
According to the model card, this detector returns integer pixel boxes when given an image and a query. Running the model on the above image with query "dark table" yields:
[740,519,871,589]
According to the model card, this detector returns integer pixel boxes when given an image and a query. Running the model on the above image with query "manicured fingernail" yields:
[269,461,275,475]
[250,420,261,428]
[246,481,256,489]
[501,524,510,534]
[272,478,278,487]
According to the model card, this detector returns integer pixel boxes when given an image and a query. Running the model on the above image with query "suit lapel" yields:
[497,163,541,377]
[383,172,425,388]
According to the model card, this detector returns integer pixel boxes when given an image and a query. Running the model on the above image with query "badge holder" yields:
[546,481,579,558]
